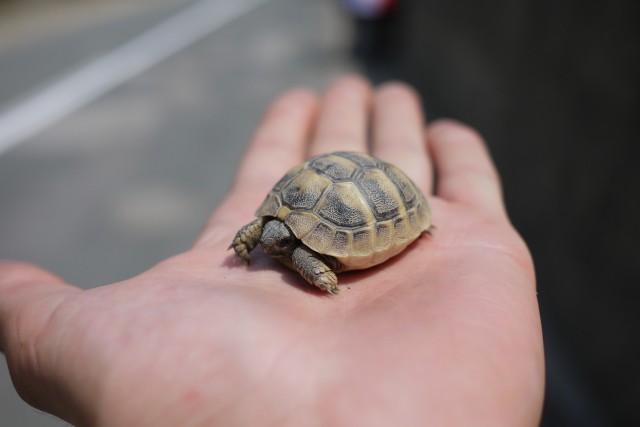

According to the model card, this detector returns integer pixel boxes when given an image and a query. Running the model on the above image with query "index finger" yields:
[233,88,319,200]
[198,89,318,242]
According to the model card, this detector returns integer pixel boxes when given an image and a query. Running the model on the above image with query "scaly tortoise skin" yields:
[229,151,432,295]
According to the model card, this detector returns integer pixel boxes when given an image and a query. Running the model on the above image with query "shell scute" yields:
[304,222,336,254]
[393,216,411,240]
[281,169,332,210]
[310,154,358,181]
[284,211,320,239]
[384,164,418,206]
[329,230,351,258]
[272,164,304,192]
[352,226,375,257]
[358,168,403,222]
[255,193,281,217]
[335,151,378,167]
[374,220,393,253]
[316,182,374,228]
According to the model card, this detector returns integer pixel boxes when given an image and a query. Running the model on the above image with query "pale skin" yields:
[0,77,544,427]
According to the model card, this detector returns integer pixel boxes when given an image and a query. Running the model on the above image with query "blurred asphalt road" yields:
[0,0,356,424]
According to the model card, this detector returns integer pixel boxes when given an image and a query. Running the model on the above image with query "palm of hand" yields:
[1,79,544,427]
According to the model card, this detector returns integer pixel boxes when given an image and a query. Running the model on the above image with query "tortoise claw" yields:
[229,218,264,264]
[292,246,340,295]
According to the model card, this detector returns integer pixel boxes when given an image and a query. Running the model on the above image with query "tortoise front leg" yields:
[291,245,339,295]
[229,218,265,264]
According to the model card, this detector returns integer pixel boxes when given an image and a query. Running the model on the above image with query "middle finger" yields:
[371,82,433,194]
[308,76,371,156]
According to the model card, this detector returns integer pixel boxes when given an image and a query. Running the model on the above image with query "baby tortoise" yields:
[229,151,432,295]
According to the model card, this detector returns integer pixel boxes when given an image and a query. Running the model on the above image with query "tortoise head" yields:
[260,219,297,259]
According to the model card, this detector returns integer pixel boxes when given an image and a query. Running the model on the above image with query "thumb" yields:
[0,261,80,417]
[0,259,78,358]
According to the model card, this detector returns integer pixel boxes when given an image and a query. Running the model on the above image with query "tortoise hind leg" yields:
[229,218,265,264]
[291,246,339,295]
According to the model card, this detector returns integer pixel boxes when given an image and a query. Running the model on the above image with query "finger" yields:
[0,261,81,421]
[371,82,433,194]
[308,75,372,156]
[209,89,318,225]
[232,88,318,199]
[428,119,506,218]
[0,261,78,354]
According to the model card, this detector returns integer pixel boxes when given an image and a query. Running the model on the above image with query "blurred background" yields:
[0,0,637,425]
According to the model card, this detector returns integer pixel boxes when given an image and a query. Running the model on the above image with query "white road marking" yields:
[0,0,271,156]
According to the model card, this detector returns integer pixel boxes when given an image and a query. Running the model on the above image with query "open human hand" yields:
[0,77,544,427]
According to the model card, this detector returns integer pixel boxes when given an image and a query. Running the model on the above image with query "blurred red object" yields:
[341,0,397,19]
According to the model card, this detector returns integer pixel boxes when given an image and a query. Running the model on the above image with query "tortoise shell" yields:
[255,151,432,270]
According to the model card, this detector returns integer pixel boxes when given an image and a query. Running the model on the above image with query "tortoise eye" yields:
[281,237,293,246]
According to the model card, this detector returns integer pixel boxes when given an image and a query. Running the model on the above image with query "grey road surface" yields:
[0,0,357,424]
